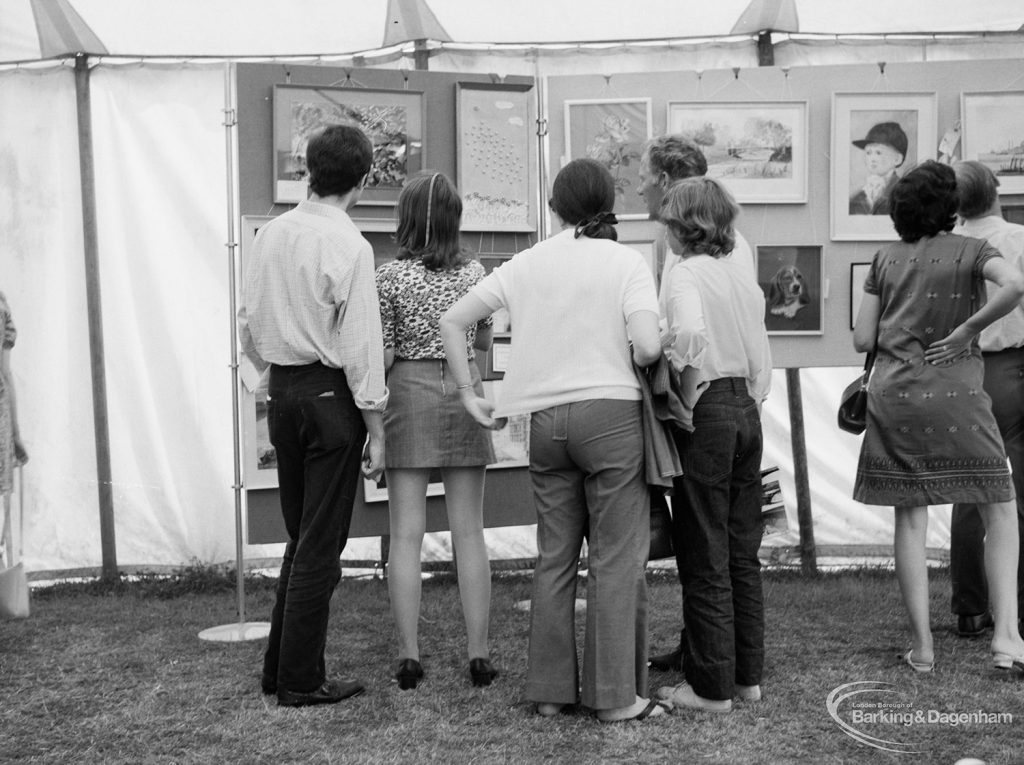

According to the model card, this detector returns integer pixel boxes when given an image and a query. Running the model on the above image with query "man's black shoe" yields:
[957,612,994,638]
[277,679,365,707]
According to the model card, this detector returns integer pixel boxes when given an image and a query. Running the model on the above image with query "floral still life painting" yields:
[273,85,423,205]
[565,99,652,218]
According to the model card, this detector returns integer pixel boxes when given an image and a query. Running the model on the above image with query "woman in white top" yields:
[439,159,665,721]
[653,177,772,714]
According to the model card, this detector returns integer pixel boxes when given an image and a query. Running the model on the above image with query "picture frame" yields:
[665,101,808,204]
[483,381,530,469]
[273,84,424,206]
[849,262,871,330]
[456,82,537,232]
[961,91,1024,195]
[830,92,937,241]
[1004,205,1024,226]
[239,215,279,490]
[564,98,652,220]
[755,245,824,336]
[484,334,512,379]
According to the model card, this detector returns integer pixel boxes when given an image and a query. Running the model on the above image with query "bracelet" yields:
[455,383,473,390]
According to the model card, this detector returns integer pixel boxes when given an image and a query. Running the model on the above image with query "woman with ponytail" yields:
[375,172,497,691]
[439,158,665,721]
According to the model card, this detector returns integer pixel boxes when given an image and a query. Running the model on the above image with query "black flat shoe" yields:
[277,679,365,707]
[469,657,498,687]
[395,658,424,690]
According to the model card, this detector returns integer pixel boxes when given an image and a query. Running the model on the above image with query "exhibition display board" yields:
[547,59,1024,369]
[235,63,539,542]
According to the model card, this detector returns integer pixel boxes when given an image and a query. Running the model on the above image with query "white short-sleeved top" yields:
[470,229,659,417]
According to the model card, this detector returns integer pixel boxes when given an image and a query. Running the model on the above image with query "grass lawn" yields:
[1,566,1021,764]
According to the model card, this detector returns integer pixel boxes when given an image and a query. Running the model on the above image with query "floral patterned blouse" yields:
[375,258,491,361]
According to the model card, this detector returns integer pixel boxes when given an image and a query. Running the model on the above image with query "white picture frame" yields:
[666,100,808,204]
[830,92,937,241]
[755,245,825,336]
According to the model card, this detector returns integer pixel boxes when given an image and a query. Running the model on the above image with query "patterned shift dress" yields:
[0,292,17,496]
[853,234,1013,508]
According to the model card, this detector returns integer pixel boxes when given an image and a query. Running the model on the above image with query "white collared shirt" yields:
[954,214,1024,353]
[664,253,772,421]
[238,199,388,411]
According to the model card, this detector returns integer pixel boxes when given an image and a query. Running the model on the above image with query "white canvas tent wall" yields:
[2,0,1023,576]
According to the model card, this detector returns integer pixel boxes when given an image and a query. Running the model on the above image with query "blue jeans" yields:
[951,347,1024,617]
[672,378,764,701]
[262,362,366,693]
[525,399,650,710]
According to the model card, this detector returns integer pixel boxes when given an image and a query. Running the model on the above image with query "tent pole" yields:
[785,368,817,575]
[199,62,270,642]
[74,53,118,583]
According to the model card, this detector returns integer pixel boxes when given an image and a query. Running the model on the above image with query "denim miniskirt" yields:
[383,358,495,469]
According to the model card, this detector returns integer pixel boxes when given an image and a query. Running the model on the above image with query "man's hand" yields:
[361,435,384,481]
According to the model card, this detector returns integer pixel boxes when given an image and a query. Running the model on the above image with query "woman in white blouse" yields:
[654,177,772,715]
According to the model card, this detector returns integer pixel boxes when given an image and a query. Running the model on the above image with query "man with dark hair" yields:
[638,136,758,686]
[239,123,388,707]
[949,160,1024,639]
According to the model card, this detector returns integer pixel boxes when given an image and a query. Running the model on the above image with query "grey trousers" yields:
[525,398,650,710]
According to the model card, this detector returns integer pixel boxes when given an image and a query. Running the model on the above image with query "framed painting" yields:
[961,91,1024,195]
[239,215,278,489]
[564,98,652,219]
[830,92,937,241]
[482,381,530,469]
[755,245,824,336]
[484,334,512,379]
[273,84,424,206]
[849,262,871,330]
[456,82,537,232]
[1004,205,1024,226]
[666,101,808,204]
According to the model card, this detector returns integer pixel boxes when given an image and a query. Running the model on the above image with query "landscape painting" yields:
[666,101,807,203]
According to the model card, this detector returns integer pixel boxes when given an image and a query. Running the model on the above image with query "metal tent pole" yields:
[199,62,270,642]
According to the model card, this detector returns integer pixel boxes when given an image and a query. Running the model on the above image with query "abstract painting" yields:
[457,82,536,231]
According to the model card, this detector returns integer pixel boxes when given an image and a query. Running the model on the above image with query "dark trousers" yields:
[950,347,1024,617]
[671,378,764,701]
[262,362,366,693]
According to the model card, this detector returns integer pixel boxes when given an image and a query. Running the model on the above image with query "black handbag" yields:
[837,352,875,435]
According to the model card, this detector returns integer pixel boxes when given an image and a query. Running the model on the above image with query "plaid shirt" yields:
[238,200,388,411]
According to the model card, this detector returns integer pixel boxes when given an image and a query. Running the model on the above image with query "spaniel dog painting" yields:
[767,265,810,319]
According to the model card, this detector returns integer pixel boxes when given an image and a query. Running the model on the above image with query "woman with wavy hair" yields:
[376,172,497,690]
[440,158,665,721]
[853,160,1024,674]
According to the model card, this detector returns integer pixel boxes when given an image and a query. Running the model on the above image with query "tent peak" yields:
[383,0,452,47]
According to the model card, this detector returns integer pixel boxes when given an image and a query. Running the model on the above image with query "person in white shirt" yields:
[949,160,1024,640]
[238,124,387,708]
[440,159,665,722]
[654,177,772,714]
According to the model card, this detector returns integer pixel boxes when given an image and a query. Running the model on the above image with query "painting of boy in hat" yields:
[849,119,911,216]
